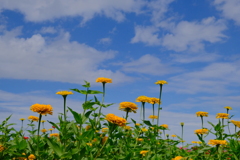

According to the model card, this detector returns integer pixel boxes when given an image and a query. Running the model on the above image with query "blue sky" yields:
[0,0,240,143]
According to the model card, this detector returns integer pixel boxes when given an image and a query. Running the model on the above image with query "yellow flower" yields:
[85,125,91,130]
[135,123,141,126]
[140,150,149,156]
[141,127,148,132]
[19,118,25,121]
[192,141,202,144]
[28,154,36,160]
[92,138,98,143]
[171,135,177,138]
[30,104,53,115]
[28,116,39,122]
[137,138,144,141]
[160,124,168,129]
[119,102,138,113]
[196,111,208,117]
[171,156,192,160]
[105,113,127,127]
[102,128,109,133]
[149,97,161,104]
[208,139,227,146]
[96,77,112,83]
[0,145,4,152]
[231,120,240,128]
[194,129,208,135]
[136,96,151,103]
[149,115,158,119]
[216,113,229,119]
[48,128,54,131]
[41,129,47,133]
[224,106,232,110]
[41,120,46,123]
[155,80,168,85]
[56,91,73,96]
[124,126,131,130]
[50,133,59,137]
[180,122,184,126]
[86,143,92,147]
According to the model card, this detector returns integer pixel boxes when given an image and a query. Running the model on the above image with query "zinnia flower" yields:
[160,124,168,129]
[85,125,91,130]
[137,138,144,141]
[96,77,112,83]
[50,133,59,137]
[141,127,148,132]
[216,113,229,119]
[28,154,36,160]
[105,113,127,126]
[140,150,149,156]
[192,141,202,144]
[119,102,138,113]
[230,120,240,128]
[48,128,54,131]
[208,139,227,146]
[149,115,158,119]
[28,116,39,122]
[136,96,151,103]
[19,118,25,121]
[194,129,208,134]
[30,104,53,115]
[155,80,168,85]
[171,135,177,137]
[56,91,73,96]
[135,123,141,126]
[149,97,161,104]
[124,126,131,130]
[41,129,47,133]
[0,145,4,152]
[171,156,192,160]
[86,143,92,147]
[196,111,208,117]
[224,106,232,110]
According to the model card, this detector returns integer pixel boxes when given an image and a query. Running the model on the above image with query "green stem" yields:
[152,104,155,123]
[201,116,204,129]
[125,111,129,121]
[83,87,89,115]
[37,114,42,158]
[97,83,106,127]
[63,95,67,121]
[181,125,184,147]
[157,84,162,127]
[142,102,145,120]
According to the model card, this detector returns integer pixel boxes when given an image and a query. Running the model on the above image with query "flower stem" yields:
[37,114,42,158]
[152,104,155,123]
[97,82,106,127]
[125,111,129,121]
[63,95,67,121]
[201,116,204,129]
[157,84,162,126]
[142,102,145,120]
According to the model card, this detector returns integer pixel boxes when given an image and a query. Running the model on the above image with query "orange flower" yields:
[216,113,229,119]
[28,115,39,122]
[160,124,168,129]
[196,111,208,117]
[56,91,73,96]
[136,96,150,103]
[194,129,208,134]
[105,113,127,126]
[155,80,168,85]
[96,77,112,83]
[119,102,138,113]
[30,104,53,115]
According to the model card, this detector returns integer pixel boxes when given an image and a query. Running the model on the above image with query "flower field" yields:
[0,78,240,160]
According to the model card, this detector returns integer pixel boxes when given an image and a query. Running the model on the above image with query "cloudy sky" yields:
[1,0,240,143]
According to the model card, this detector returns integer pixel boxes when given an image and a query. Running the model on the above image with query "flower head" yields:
[28,154,36,160]
[41,129,47,133]
[196,111,208,117]
[149,115,158,119]
[28,115,39,122]
[140,150,149,156]
[41,120,46,123]
[0,145,4,152]
[124,126,131,130]
[23,136,29,139]
[56,91,73,96]
[96,77,112,83]
[180,122,184,126]
[119,102,138,113]
[230,120,240,128]
[160,124,168,129]
[192,141,202,144]
[171,135,177,138]
[155,80,168,85]
[141,127,148,132]
[171,156,192,160]
[135,123,141,126]
[216,113,229,119]
[149,97,161,104]
[19,118,25,121]
[50,133,59,137]
[137,138,144,141]
[136,96,150,103]
[30,104,53,115]
[224,106,232,110]
[48,128,54,131]
[208,139,227,146]
[105,113,127,126]
[85,125,91,131]
[194,129,208,135]
[86,143,92,147]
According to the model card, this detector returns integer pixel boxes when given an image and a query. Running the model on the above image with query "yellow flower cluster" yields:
[96,77,112,83]
[28,116,39,122]
[216,113,229,119]
[105,113,127,126]
[230,120,240,128]
[56,91,73,96]
[140,150,149,156]
[155,80,168,85]
[194,129,208,135]
[172,156,192,160]
[119,102,138,113]
[137,138,144,141]
[160,124,168,129]
[149,115,158,119]
[28,154,36,160]
[50,133,59,137]
[196,111,208,117]
[30,104,53,115]
[136,96,150,103]
[208,139,227,146]
[41,129,47,133]
[141,127,148,132]
[192,141,202,144]
[224,106,232,110]
[0,145,4,152]
[86,143,92,147]
[149,97,161,104]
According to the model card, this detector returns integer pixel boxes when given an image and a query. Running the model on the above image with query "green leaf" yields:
[85,111,93,118]
[68,107,82,124]
[87,90,103,94]
[82,80,91,88]
[70,88,87,94]
[131,118,136,124]
[143,120,152,126]
[46,138,63,157]
[18,140,27,150]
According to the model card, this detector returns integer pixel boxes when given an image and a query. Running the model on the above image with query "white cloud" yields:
[131,26,160,45]
[213,0,240,25]
[162,17,227,52]
[120,54,180,75]
[168,61,240,94]
[39,27,57,34]
[99,37,112,44]
[0,0,145,23]
[0,27,133,84]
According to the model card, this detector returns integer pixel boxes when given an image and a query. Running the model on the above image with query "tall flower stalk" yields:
[119,102,138,121]
[224,106,232,135]
[149,97,160,123]
[196,111,208,129]
[56,91,73,121]
[180,122,184,147]
[155,80,168,126]
[136,96,150,120]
